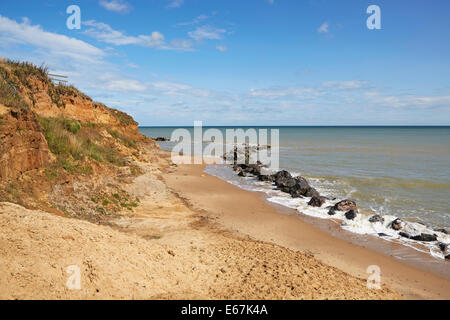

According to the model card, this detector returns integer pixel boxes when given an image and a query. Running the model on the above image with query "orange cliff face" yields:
[0,107,54,180]
[0,60,155,183]
[24,77,141,139]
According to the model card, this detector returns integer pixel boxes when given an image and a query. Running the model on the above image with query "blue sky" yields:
[1,0,449,125]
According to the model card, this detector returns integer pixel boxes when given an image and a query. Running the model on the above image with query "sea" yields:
[139,126,450,260]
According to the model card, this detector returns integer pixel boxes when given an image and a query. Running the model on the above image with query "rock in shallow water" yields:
[369,214,385,223]
[434,228,448,234]
[411,233,437,242]
[438,242,448,252]
[304,187,320,198]
[238,170,247,177]
[333,200,358,213]
[399,232,412,239]
[308,196,327,207]
[389,218,404,231]
[274,170,292,182]
[345,209,357,220]
[258,174,274,182]
[399,232,437,242]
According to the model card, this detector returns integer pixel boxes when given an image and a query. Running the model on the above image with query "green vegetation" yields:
[143,235,162,240]
[48,85,65,109]
[89,190,140,215]
[109,107,136,126]
[54,83,91,101]
[0,59,74,109]
[4,60,49,89]
[38,116,129,174]
[0,78,29,110]
[44,168,58,181]
[107,129,137,149]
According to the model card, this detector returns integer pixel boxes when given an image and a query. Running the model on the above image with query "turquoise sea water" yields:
[139,126,450,229]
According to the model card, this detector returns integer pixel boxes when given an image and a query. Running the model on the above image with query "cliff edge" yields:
[0,59,160,222]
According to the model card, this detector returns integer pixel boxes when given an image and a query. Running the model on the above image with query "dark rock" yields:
[252,166,262,176]
[274,170,292,181]
[411,233,437,242]
[438,242,448,252]
[308,196,327,208]
[369,214,385,224]
[389,218,404,231]
[399,232,411,239]
[434,228,448,234]
[258,174,274,182]
[272,170,322,199]
[288,176,316,198]
[377,233,389,237]
[245,163,262,176]
[293,176,310,192]
[333,200,358,213]
[275,176,296,190]
[400,232,438,242]
[154,137,170,141]
[289,189,303,198]
[304,187,320,198]
[445,254,450,260]
[328,208,337,216]
[238,170,247,177]
[345,209,357,220]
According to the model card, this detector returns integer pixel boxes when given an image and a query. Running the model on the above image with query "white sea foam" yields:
[204,164,450,261]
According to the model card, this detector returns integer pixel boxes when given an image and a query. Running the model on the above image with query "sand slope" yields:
[0,193,399,299]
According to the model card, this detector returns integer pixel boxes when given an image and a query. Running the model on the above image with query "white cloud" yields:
[126,62,139,68]
[322,80,368,90]
[167,0,184,8]
[84,20,165,47]
[188,25,227,41]
[168,38,195,51]
[0,15,104,62]
[99,0,132,14]
[83,20,195,51]
[318,22,329,33]
[364,91,450,109]
[176,14,210,27]
[248,87,319,99]
[102,78,147,92]
[216,45,228,52]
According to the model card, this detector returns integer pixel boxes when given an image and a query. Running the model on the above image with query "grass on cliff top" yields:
[39,116,128,174]
[0,59,92,109]
[54,83,92,101]
[0,80,29,110]
[1,59,138,134]
[1,60,49,86]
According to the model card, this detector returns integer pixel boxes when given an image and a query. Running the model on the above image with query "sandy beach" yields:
[163,160,450,300]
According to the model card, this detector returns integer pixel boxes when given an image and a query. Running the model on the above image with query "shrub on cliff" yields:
[38,117,127,174]
[0,80,29,110]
